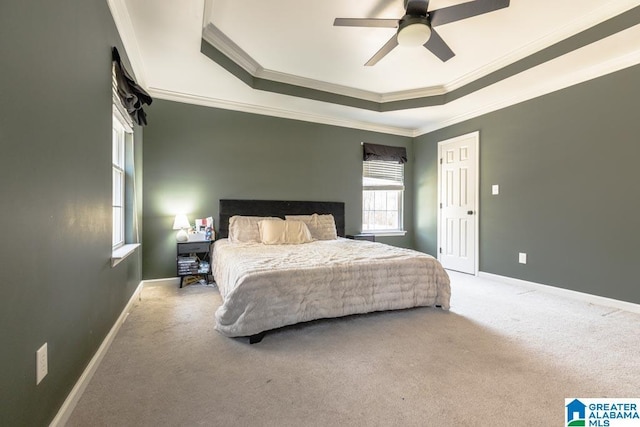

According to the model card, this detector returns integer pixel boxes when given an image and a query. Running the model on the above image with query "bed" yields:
[212,200,451,342]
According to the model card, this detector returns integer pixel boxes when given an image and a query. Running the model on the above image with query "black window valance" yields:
[362,143,407,164]
[112,47,152,126]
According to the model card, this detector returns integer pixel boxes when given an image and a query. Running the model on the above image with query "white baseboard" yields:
[49,281,144,427]
[478,272,640,314]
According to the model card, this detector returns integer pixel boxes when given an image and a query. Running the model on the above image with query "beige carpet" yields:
[66,272,640,426]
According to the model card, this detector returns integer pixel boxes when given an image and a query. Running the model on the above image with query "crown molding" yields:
[202,23,261,76]
[415,45,640,136]
[202,23,446,103]
[441,0,640,94]
[147,87,415,137]
[380,86,447,103]
[203,23,382,101]
[257,69,382,103]
[150,40,640,140]
[112,0,640,137]
[201,0,639,105]
[107,0,148,88]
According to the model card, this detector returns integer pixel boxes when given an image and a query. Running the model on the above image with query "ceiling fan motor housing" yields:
[397,15,432,46]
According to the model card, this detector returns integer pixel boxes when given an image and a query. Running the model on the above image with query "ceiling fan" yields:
[333,0,510,66]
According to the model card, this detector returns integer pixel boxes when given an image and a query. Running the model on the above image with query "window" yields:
[111,106,139,265]
[362,160,404,233]
[110,53,142,265]
[112,111,130,249]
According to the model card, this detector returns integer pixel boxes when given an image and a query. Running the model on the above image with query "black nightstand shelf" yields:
[177,241,212,288]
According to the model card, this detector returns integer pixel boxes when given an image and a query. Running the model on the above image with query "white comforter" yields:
[212,238,451,337]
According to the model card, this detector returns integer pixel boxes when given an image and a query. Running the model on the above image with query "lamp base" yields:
[176,229,189,242]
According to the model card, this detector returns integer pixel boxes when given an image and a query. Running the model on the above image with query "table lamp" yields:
[173,214,190,242]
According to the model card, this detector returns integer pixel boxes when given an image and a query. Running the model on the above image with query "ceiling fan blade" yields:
[365,35,399,66]
[333,18,398,28]
[429,0,510,27]
[405,0,429,16]
[424,28,455,62]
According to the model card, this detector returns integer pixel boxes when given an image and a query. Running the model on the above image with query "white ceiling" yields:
[109,0,640,136]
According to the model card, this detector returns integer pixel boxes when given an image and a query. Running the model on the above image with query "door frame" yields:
[437,131,480,275]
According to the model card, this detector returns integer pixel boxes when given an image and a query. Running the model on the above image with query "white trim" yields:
[380,86,447,103]
[258,68,386,103]
[367,231,407,237]
[437,131,480,275]
[49,281,144,427]
[202,23,384,103]
[202,0,214,31]
[200,0,638,106]
[111,110,133,252]
[202,23,261,76]
[201,23,445,104]
[110,0,640,137]
[147,86,415,137]
[478,272,640,315]
[440,0,640,96]
[106,0,148,88]
[111,243,140,267]
[142,43,640,139]
[415,45,640,136]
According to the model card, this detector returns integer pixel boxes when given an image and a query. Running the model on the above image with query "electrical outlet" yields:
[36,343,48,385]
[492,184,500,195]
[519,252,527,264]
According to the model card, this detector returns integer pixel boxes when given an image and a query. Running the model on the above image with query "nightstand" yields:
[176,241,212,288]
[346,233,376,242]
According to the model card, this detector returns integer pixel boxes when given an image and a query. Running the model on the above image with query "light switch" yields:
[492,184,500,195]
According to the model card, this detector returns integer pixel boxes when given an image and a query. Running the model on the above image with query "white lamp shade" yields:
[173,214,190,230]
[397,23,431,47]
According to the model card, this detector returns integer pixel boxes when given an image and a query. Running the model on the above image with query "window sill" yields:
[111,243,140,267]
[363,231,407,237]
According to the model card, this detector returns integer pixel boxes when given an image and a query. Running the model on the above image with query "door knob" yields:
[467,210,474,215]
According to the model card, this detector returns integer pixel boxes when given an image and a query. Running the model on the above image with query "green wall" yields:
[0,1,143,425]
[414,64,640,304]
[2,2,637,424]
[142,100,413,279]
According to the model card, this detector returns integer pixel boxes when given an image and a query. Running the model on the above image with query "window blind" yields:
[363,160,404,190]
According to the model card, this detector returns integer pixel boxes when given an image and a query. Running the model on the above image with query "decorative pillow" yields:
[285,213,338,240]
[258,220,313,245]
[228,216,282,243]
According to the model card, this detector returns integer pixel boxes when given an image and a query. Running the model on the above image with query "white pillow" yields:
[258,220,313,245]
[228,216,281,243]
[285,213,338,240]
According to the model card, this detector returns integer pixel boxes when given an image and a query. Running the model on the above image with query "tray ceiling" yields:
[109,0,640,135]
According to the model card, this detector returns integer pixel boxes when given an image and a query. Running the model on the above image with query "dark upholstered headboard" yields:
[219,199,345,238]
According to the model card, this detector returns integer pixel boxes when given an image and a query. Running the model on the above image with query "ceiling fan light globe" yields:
[397,23,431,47]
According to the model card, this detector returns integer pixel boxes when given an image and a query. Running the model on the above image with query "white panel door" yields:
[438,132,478,274]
